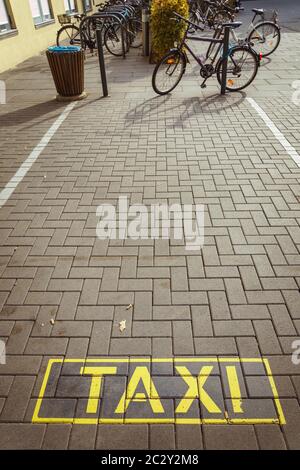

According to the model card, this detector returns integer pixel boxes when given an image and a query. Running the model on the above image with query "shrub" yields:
[151,0,189,61]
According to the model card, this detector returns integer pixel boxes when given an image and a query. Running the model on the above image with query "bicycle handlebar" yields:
[172,12,204,31]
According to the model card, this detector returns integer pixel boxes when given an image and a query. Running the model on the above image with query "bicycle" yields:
[206,5,280,59]
[56,12,97,51]
[103,3,142,56]
[189,0,238,30]
[152,12,259,95]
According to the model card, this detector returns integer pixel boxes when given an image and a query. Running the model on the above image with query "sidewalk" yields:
[0,25,300,450]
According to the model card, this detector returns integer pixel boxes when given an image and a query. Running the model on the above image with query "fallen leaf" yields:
[126,304,133,310]
[50,319,55,325]
[119,320,126,332]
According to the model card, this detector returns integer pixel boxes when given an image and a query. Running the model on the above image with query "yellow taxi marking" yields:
[175,366,221,414]
[115,366,164,414]
[32,357,286,425]
[80,366,117,414]
[226,366,243,414]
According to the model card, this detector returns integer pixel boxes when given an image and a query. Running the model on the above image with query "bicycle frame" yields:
[178,23,224,72]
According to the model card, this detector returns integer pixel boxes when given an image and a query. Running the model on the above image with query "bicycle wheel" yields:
[216,46,258,91]
[152,50,186,95]
[129,19,142,48]
[56,25,81,47]
[104,23,127,56]
[248,21,280,57]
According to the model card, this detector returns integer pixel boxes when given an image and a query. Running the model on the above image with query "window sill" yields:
[0,29,18,40]
[34,19,55,29]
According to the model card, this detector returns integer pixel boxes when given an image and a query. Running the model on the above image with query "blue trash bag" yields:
[48,46,81,53]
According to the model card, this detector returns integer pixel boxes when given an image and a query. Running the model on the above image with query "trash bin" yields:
[46,45,87,101]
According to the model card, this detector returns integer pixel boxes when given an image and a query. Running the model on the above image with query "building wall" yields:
[0,0,98,73]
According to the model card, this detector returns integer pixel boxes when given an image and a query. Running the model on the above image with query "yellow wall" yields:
[0,0,98,73]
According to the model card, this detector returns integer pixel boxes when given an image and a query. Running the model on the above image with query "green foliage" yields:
[151,0,189,60]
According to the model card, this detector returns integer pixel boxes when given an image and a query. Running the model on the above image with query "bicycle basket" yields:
[260,10,278,23]
[57,14,72,25]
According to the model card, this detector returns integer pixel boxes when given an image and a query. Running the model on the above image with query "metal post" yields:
[142,8,150,57]
[96,28,108,98]
[221,26,230,95]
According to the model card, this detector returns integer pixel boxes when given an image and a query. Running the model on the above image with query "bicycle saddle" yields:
[74,13,85,20]
[252,8,264,15]
[222,21,242,29]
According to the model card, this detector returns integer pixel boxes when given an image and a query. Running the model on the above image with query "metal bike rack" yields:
[221,26,230,95]
[79,14,125,98]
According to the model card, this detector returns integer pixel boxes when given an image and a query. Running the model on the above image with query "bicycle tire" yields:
[56,25,82,47]
[152,50,186,95]
[129,19,142,48]
[216,46,258,92]
[104,23,128,57]
[248,21,280,58]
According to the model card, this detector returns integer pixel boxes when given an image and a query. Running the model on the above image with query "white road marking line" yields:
[0,101,77,209]
[247,97,300,168]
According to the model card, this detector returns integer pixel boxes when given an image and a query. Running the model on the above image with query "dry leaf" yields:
[126,304,133,310]
[119,320,126,332]
[50,319,55,325]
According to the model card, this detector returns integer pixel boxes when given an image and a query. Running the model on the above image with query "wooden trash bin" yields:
[46,46,87,101]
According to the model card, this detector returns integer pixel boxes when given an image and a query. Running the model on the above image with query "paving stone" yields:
[0,376,35,422]
[203,425,258,450]
[208,291,230,319]
[0,424,45,449]
[0,376,13,396]
[213,320,254,336]
[132,321,171,337]
[231,305,270,319]
[281,399,300,450]
[175,424,203,449]
[153,306,190,320]
[133,291,152,320]
[51,320,92,337]
[0,355,42,375]
[150,425,175,450]
[153,279,171,305]
[191,306,213,337]
[110,338,151,355]
[194,337,237,355]
[173,321,194,355]
[269,305,297,335]
[88,321,112,355]
[253,320,282,354]
[80,279,101,305]
[76,306,114,320]
[42,424,71,450]
[25,337,68,355]
[5,320,34,354]
[96,424,148,449]
[69,424,97,449]
[224,278,247,304]
[56,292,80,320]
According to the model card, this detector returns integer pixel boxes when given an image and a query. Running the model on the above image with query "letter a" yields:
[115,366,164,413]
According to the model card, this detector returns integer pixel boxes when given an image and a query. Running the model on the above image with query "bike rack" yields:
[186,25,231,95]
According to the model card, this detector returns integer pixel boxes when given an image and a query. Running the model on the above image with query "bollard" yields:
[142,7,150,57]
[96,28,108,97]
[221,26,230,95]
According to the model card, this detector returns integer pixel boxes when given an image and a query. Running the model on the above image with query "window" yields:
[64,0,77,13]
[0,0,12,33]
[82,0,92,11]
[29,0,53,25]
